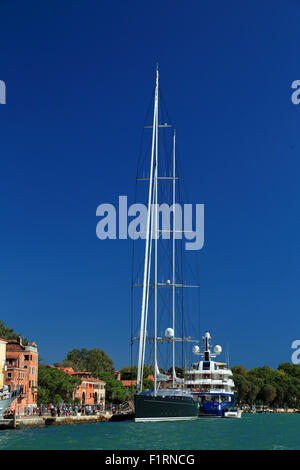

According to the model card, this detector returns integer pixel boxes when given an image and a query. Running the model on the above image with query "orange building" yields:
[121,379,137,387]
[5,337,38,416]
[57,367,106,408]
[120,375,154,388]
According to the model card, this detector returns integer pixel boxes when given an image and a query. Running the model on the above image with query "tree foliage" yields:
[96,370,128,404]
[37,366,81,404]
[119,365,154,380]
[61,347,129,404]
[0,320,29,345]
[232,363,300,408]
[62,348,115,377]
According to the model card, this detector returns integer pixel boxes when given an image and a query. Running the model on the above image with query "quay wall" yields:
[0,412,113,430]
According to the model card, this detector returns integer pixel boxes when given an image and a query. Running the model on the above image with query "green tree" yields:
[120,366,137,380]
[231,363,300,408]
[87,348,115,376]
[142,378,154,390]
[278,363,300,380]
[62,348,115,377]
[260,384,277,405]
[231,365,247,376]
[36,386,50,404]
[246,382,260,405]
[0,320,29,345]
[119,364,154,380]
[37,366,81,404]
[96,371,128,404]
[231,372,250,404]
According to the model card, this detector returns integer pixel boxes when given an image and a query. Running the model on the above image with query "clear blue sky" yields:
[0,0,300,371]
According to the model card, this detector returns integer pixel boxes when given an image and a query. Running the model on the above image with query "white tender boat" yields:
[224,409,242,418]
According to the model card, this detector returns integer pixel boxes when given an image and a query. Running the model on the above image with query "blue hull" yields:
[192,392,236,417]
[199,400,232,417]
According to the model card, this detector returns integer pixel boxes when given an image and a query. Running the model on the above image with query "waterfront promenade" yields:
[0,410,113,430]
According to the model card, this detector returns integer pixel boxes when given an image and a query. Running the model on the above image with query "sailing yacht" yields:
[133,68,199,422]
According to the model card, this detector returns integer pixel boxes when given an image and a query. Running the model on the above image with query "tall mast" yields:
[154,66,159,397]
[140,193,154,385]
[136,67,158,394]
[172,130,176,388]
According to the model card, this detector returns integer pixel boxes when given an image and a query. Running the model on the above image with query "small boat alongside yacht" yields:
[223,409,242,418]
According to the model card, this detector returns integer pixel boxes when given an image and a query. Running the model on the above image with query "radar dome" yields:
[192,345,200,355]
[214,345,222,355]
[165,328,174,339]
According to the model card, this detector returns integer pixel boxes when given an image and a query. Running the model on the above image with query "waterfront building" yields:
[4,337,38,415]
[0,338,7,389]
[121,379,137,387]
[119,375,154,388]
[71,371,106,408]
[56,367,106,408]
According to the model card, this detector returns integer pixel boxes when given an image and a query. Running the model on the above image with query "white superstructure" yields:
[185,332,234,394]
[184,332,238,417]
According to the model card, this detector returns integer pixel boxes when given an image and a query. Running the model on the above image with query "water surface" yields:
[0,414,299,450]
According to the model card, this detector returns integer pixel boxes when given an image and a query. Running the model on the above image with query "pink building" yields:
[5,338,38,415]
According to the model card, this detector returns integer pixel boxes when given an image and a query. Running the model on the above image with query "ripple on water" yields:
[0,414,299,450]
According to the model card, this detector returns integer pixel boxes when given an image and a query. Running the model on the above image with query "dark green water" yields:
[0,414,299,450]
